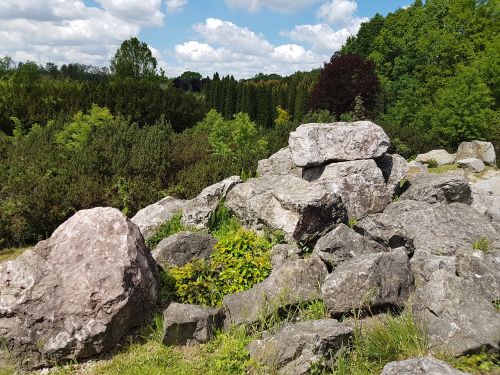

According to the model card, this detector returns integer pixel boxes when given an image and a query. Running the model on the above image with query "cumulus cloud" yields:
[317,0,357,25]
[225,0,319,13]
[166,0,188,13]
[96,0,164,26]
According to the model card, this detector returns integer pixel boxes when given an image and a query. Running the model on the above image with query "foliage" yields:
[301,109,336,124]
[170,228,272,306]
[437,351,500,374]
[145,213,186,250]
[472,237,489,253]
[348,219,358,229]
[110,37,159,79]
[274,106,292,127]
[207,201,241,240]
[426,159,439,169]
[0,247,28,263]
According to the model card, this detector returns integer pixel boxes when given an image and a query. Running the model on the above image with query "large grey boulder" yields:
[312,224,385,268]
[321,249,411,315]
[152,231,217,268]
[413,270,500,355]
[400,173,472,205]
[131,196,187,241]
[470,171,500,227]
[162,303,224,346]
[456,158,485,173]
[456,249,500,301]
[288,121,390,167]
[226,175,347,243]
[456,140,496,166]
[223,258,327,327]
[304,156,407,220]
[381,357,470,375]
[181,176,241,230]
[257,147,302,178]
[248,319,353,375]
[357,201,499,256]
[410,250,456,288]
[415,150,455,166]
[0,208,160,369]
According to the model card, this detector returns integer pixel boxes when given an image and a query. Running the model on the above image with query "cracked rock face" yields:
[257,147,303,178]
[288,121,390,167]
[0,208,160,369]
[381,357,470,375]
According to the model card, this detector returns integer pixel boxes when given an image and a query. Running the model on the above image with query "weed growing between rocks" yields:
[146,212,186,249]
[436,351,500,374]
[473,237,490,253]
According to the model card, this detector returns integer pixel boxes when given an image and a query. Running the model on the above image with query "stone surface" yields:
[400,173,472,205]
[226,175,347,243]
[415,150,455,166]
[456,249,500,301]
[257,147,302,178]
[270,243,302,269]
[131,196,187,241]
[407,160,429,175]
[312,223,385,268]
[321,249,411,315]
[248,319,353,375]
[162,303,224,346]
[181,176,241,230]
[357,200,499,256]
[470,171,500,227]
[223,258,327,327]
[152,231,217,267]
[381,357,470,375]
[288,121,390,167]
[410,250,455,288]
[456,158,485,173]
[304,157,406,220]
[0,208,160,369]
[456,140,496,166]
[413,270,500,355]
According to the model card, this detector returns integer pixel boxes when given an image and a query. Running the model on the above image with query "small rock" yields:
[415,150,455,166]
[381,357,470,375]
[321,249,412,315]
[131,196,187,241]
[181,176,241,230]
[223,258,327,327]
[162,303,224,346]
[407,160,429,175]
[400,173,472,204]
[257,147,302,177]
[152,231,217,267]
[248,319,353,375]
[288,121,390,167]
[413,270,500,355]
[456,158,485,173]
[456,140,496,166]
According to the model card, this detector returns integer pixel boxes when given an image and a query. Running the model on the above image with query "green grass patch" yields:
[0,247,29,263]
[145,213,186,250]
[472,237,489,253]
[428,164,460,174]
[436,351,500,374]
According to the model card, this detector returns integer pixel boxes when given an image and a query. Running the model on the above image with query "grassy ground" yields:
[428,164,461,174]
[0,247,29,263]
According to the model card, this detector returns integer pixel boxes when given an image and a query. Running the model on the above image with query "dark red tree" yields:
[310,53,380,118]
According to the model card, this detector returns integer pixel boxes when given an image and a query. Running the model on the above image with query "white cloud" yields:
[166,0,188,13]
[317,0,358,25]
[225,0,318,13]
[96,0,164,26]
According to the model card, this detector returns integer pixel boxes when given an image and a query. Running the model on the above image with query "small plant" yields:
[493,300,500,312]
[426,158,439,168]
[472,237,489,253]
[146,212,185,249]
[438,351,500,374]
[348,218,358,229]
[208,200,240,239]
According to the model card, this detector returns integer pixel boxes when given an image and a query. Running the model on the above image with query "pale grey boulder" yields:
[400,173,472,205]
[0,208,160,369]
[357,201,499,256]
[162,303,224,346]
[131,196,187,241]
[257,147,302,177]
[312,223,386,268]
[226,175,347,243]
[456,249,500,301]
[415,150,455,166]
[248,319,353,375]
[223,258,327,327]
[152,231,217,268]
[456,140,496,166]
[413,270,500,355]
[381,357,470,375]
[410,250,456,288]
[288,121,390,167]
[304,157,406,220]
[181,176,241,230]
[321,249,412,315]
[457,158,485,173]
[470,171,500,227]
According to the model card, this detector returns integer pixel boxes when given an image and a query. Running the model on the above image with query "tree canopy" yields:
[110,37,158,79]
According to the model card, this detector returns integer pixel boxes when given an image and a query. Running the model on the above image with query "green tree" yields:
[110,37,158,79]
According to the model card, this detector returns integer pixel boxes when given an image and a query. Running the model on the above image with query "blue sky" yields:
[0,0,408,78]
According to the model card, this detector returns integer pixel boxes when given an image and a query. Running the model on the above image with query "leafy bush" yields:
[171,228,272,307]
[145,213,185,250]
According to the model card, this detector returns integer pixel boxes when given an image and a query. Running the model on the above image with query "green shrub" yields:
[472,237,489,253]
[171,228,272,307]
[146,213,185,249]
[438,351,500,374]
[426,158,439,168]
[208,201,240,240]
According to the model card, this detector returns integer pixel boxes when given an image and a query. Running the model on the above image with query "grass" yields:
[0,247,29,263]
[436,351,500,374]
[145,212,187,249]
[428,164,460,174]
[472,237,490,253]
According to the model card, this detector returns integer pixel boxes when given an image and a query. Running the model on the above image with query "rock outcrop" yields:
[457,158,485,173]
[381,357,470,375]
[456,140,496,166]
[470,170,500,227]
[162,303,224,346]
[288,121,390,167]
[131,196,187,241]
[415,149,455,166]
[152,231,217,268]
[248,319,353,375]
[0,208,160,369]
[223,258,327,327]
[257,147,302,177]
